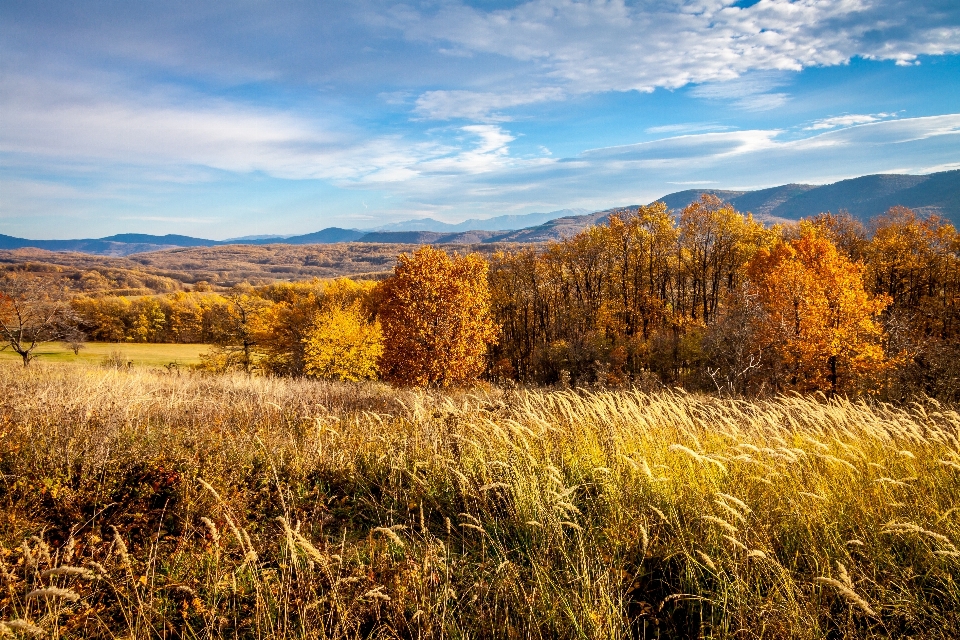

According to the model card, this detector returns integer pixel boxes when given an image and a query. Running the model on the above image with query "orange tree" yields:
[377,246,497,386]
[747,222,890,394]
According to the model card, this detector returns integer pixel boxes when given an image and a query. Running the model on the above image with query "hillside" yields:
[0,242,516,294]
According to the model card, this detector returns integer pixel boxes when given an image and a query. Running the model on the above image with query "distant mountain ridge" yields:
[2,170,957,256]
[370,209,589,233]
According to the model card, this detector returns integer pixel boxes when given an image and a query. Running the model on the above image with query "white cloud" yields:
[804,113,898,130]
[400,0,960,107]
[646,123,733,135]
[689,73,792,111]
[413,88,565,121]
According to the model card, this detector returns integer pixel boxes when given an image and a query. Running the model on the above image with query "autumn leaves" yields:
[748,223,888,394]
[289,200,908,394]
[302,247,497,386]
[378,248,496,387]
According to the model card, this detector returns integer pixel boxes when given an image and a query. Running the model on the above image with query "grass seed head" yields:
[814,577,877,617]
[109,526,131,570]
[372,527,405,547]
[696,551,717,572]
[703,515,738,536]
[27,587,81,602]
[1,620,44,638]
[40,566,94,580]
[200,517,220,544]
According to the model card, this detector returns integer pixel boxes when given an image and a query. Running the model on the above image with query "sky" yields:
[1,0,959,240]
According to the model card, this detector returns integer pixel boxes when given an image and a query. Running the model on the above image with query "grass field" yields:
[1,365,959,638]
[0,342,210,367]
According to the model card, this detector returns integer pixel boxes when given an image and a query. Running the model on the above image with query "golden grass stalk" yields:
[26,587,80,602]
[1,620,44,637]
[39,566,94,580]
[814,577,877,617]
[372,526,405,547]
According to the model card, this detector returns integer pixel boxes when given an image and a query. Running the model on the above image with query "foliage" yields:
[303,304,383,381]
[199,290,271,374]
[489,197,773,387]
[865,208,960,399]
[2,365,960,638]
[378,246,497,387]
[747,222,890,394]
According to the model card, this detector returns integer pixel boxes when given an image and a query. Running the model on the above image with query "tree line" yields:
[490,198,959,398]
[2,196,958,398]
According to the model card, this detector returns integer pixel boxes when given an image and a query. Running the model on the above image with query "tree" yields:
[865,207,960,398]
[202,288,270,373]
[378,247,497,386]
[65,327,86,355]
[303,304,383,381]
[747,223,889,394]
[0,273,78,365]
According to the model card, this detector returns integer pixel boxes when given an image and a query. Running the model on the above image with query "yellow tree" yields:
[303,304,383,381]
[748,222,889,394]
[378,246,497,386]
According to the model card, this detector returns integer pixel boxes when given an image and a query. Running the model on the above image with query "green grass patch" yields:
[0,341,210,367]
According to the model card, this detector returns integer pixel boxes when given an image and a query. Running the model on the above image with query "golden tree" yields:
[747,222,890,394]
[378,246,497,386]
[303,304,383,381]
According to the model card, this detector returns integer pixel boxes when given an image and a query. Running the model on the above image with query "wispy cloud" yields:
[689,73,791,112]
[0,73,533,189]
[414,88,565,121]
[366,114,960,215]
[804,113,899,130]
[645,123,732,135]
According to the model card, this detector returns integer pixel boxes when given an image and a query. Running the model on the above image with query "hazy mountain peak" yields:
[370,209,589,233]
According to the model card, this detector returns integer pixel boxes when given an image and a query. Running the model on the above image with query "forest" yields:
[35,196,956,400]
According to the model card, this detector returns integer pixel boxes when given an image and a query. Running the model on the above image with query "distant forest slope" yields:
[656,171,960,223]
[0,242,515,295]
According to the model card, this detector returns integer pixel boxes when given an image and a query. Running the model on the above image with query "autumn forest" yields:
[31,197,958,401]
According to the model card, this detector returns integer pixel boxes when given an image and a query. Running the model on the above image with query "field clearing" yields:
[1,365,959,638]
[0,342,210,367]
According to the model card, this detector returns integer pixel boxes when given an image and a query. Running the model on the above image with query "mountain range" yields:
[3,170,957,257]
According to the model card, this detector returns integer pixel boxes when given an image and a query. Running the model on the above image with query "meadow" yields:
[0,343,210,368]
[1,364,959,638]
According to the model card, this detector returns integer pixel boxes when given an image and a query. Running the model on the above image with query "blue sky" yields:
[1,0,959,239]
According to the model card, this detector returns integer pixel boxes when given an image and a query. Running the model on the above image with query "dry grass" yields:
[1,365,959,638]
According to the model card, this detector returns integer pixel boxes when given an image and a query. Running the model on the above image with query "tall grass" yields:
[1,364,958,638]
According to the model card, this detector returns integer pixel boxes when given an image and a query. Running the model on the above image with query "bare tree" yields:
[702,286,769,396]
[0,273,78,366]
[65,327,87,355]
